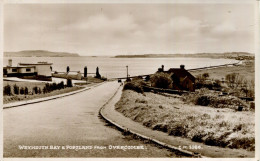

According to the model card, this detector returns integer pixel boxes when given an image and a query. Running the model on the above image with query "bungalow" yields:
[3,59,53,81]
[158,65,195,92]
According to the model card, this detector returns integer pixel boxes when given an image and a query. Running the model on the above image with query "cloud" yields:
[211,22,237,36]
[60,14,137,34]
[4,3,255,55]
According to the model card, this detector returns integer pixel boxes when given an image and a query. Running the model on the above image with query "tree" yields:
[33,86,38,94]
[67,79,73,87]
[20,87,25,95]
[4,85,12,96]
[150,73,173,89]
[24,87,29,95]
[13,84,19,95]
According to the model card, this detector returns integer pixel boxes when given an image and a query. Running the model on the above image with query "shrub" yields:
[4,85,12,96]
[57,81,65,89]
[67,79,73,87]
[24,87,29,95]
[43,86,48,94]
[51,83,57,90]
[20,87,25,95]
[213,79,221,88]
[101,76,107,81]
[44,83,50,92]
[202,73,209,79]
[124,82,144,93]
[13,84,19,95]
[33,86,38,94]
[150,73,172,89]
[145,75,150,81]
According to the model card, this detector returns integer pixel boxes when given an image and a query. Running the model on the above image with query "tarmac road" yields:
[4,81,180,158]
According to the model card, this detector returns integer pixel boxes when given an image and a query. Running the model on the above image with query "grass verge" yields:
[115,90,254,151]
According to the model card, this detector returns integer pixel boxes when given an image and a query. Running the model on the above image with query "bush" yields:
[33,86,38,94]
[4,85,12,96]
[24,87,29,95]
[202,73,209,79]
[51,83,57,90]
[101,76,107,81]
[13,84,19,95]
[43,86,48,94]
[20,87,25,95]
[44,83,52,93]
[57,81,65,89]
[67,79,73,87]
[196,79,222,90]
[150,73,172,89]
[124,82,144,93]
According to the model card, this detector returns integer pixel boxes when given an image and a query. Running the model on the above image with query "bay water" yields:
[4,57,238,79]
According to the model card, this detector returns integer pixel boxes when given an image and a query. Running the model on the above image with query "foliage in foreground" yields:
[150,73,173,89]
[115,90,255,151]
[182,88,251,111]
[123,78,149,93]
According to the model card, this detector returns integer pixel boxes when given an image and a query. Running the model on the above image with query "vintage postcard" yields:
[1,0,259,160]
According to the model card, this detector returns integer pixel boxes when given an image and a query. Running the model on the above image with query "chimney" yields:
[8,59,12,66]
[161,65,164,71]
[180,65,185,69]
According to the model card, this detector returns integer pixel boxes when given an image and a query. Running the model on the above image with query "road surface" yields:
[4,81,179,157]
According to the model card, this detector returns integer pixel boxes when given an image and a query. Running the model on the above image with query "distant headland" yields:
[4,50,80,57]
[114,52,254,60]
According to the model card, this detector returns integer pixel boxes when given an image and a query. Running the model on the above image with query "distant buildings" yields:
[158,65,195,92]
[3,59,53,81]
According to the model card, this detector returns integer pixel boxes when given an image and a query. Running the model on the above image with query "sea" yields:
[4,57,238,79]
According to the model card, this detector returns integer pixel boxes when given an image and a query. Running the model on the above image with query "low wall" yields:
[52,73,82,80]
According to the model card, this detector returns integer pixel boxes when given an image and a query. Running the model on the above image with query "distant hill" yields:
[115,52,254,59]
[4,50,80,57]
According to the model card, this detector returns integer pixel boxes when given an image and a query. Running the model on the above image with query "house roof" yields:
[4,66,35,69]
[19,62,52,66]
[167,68,195,82]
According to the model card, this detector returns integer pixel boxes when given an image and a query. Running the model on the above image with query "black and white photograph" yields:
[1,0,258,159]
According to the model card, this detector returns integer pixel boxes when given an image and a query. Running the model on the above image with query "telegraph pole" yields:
[126,65,129,81]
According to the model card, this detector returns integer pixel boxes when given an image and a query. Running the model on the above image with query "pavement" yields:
[3,82,103,109]
[100,85,255,158]
[4,77,86,85]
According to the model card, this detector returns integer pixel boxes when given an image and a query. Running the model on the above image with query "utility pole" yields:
[126,65,129,81]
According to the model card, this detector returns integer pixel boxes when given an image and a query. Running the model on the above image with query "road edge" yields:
[3,82,106,109]
[99,85,206,158]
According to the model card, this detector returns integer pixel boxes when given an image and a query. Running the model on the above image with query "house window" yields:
[26,68,31,72]
[12,68,17,72]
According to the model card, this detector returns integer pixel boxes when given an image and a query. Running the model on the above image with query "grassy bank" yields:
[3,81,84,104]
[115,90,254,151]
[115,62,255,151]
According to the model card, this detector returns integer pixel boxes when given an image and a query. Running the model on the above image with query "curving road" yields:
[4,81,178,157]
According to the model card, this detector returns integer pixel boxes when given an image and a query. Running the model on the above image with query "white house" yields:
[3,59,53,81]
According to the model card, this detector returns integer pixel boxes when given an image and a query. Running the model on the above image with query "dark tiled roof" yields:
[167,68,195,82]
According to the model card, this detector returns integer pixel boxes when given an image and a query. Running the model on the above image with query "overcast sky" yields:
[4,3,255,56]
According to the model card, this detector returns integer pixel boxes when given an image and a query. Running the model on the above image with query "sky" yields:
[4,2,255,56]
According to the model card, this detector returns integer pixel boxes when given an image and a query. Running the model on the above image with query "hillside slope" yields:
[4,50,80,57]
